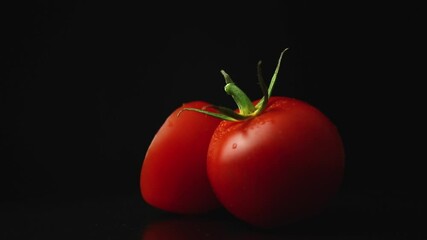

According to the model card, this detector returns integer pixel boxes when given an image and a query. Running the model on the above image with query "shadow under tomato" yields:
[138,207,350,240]
[139,213,355,240]
[139,210,247,240]
[139,192,419,239]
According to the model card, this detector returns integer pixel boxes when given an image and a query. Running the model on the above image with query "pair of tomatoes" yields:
[140,50,345,228]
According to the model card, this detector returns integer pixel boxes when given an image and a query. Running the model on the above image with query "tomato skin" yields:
[207,96,345,228]
[140,101,222,214]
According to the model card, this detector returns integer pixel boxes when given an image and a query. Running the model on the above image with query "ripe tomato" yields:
[182,49,345,228]
[207,96,345,228]
[140,101,222,214]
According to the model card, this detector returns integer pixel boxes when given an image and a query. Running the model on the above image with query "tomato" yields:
[207,96,345,228]
[140,101,222,214]
[182,49,345,228]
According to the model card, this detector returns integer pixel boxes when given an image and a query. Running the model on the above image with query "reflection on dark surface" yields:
[141,214,249,240]
[140,214,342,240]
[140,191,422,240]
[0,192,423,239]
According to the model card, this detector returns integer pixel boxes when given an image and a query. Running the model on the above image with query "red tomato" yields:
[140,101,222,214]
[207,96,345,228]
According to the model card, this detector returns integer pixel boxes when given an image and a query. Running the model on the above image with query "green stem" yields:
[181,48,289,121]
[268,48,288,98]
[221,70,256,115]
[255,48,288,110]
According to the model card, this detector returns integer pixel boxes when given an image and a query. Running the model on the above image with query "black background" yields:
[1,1,425,239]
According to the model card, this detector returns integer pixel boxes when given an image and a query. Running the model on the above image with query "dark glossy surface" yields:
[1,191,424,240]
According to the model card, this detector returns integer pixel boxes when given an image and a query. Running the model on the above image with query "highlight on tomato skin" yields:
[140,101,223,214]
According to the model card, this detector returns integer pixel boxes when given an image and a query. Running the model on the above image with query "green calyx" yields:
[181,48,289,121]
